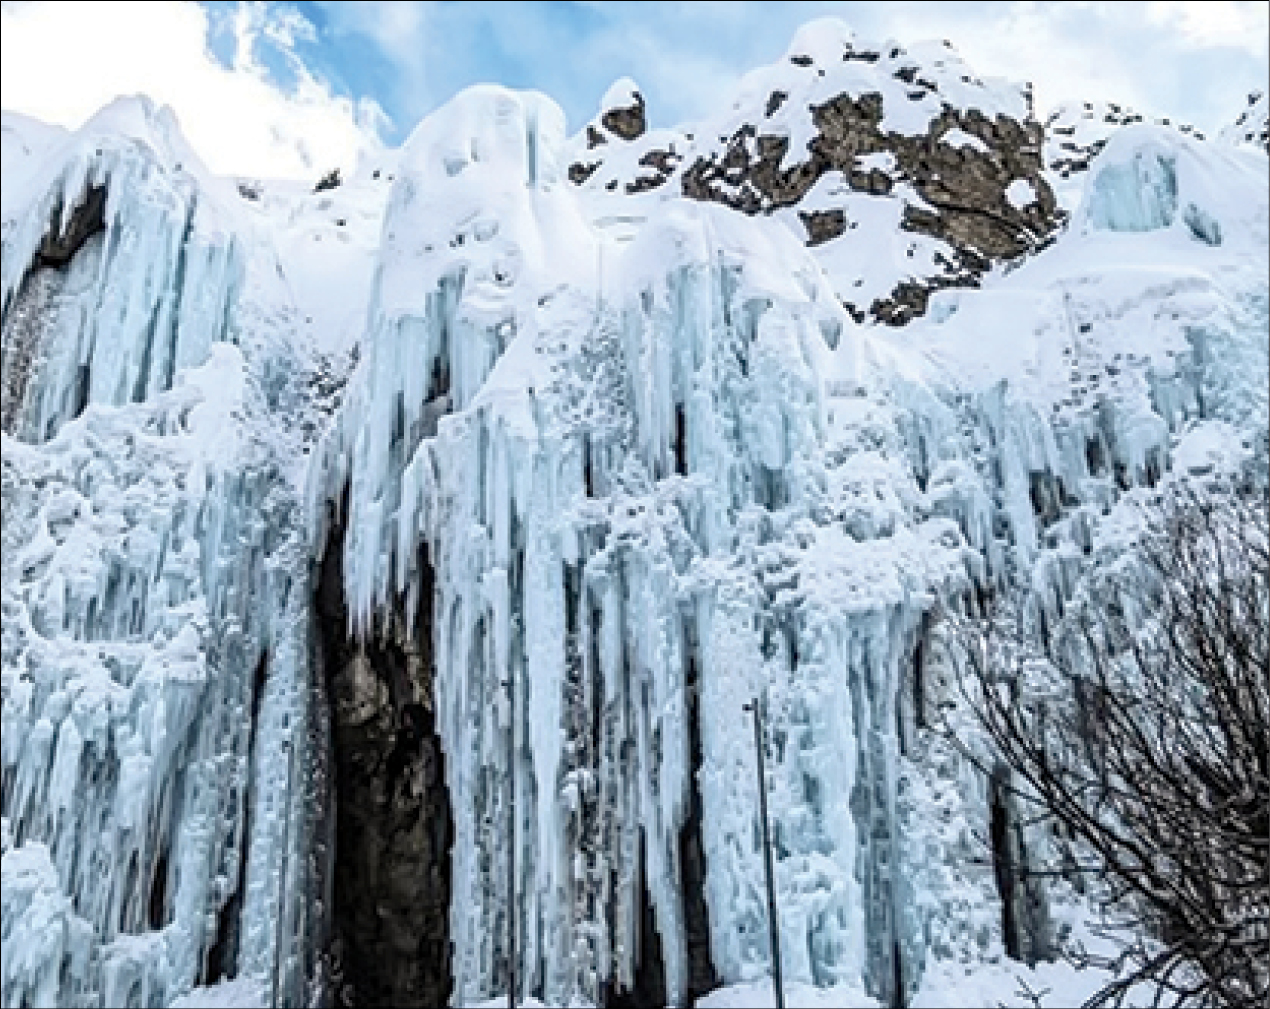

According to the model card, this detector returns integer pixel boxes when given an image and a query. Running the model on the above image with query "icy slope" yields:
[2,18,1268,1009]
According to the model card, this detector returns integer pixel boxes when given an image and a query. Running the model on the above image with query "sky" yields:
[1,1,1267,179]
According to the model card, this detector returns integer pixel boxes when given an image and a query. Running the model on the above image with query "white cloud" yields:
[879,4,1152,121]
[0,0,385,179]
[1146,1,1270,54]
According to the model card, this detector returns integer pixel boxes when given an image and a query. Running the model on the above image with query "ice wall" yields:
[313,87,1268,1008]
[1,99,318,1009]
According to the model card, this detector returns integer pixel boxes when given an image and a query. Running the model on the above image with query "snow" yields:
[169,976,266,1008]
[2,19,1267,1009]
[941,128,989,153]
[1005,178,1036,209]
[600,77,643,114]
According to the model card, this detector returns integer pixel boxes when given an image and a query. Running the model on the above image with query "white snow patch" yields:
[1005,178,1037,208]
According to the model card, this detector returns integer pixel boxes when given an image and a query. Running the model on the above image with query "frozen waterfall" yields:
[2,52,1267,1009]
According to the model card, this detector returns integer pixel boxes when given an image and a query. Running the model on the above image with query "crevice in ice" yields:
[891,940,907,1009]
[678,628,719,1005]
[988,768,1052,967]
[315,510,454,1008]
[147,849,169,931]
[606,834,667,1009]
[988,770,1020,961]
[203,651,269,987]
[673,405,688,476]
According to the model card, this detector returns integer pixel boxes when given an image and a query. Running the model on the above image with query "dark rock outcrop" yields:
[37,184,107,268]
[601,91,647,142]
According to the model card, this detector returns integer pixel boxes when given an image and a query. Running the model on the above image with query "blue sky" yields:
[2,1,1267,177]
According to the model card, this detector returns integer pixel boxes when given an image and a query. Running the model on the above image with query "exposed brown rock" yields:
[680,89,1061,324]
[624,148,681,194]
[569,160,600,184]
[600,92,646,141]
[800,208,847,246]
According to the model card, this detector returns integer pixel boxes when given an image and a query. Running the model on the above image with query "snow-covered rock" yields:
[1220,89,1269,153]
[568,19,1064,327]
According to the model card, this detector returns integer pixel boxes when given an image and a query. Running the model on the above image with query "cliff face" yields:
[2,20,1268,1009]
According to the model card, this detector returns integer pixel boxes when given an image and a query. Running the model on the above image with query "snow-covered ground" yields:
[2,16,1266,1009]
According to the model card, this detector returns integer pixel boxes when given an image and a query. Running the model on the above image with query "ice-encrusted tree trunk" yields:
[951,483,1269,1008]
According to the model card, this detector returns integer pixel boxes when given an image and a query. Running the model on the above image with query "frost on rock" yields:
[3,24,1269,1009]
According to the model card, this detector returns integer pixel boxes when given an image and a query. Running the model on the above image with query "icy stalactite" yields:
[235,96,1270,1009]
[310,83,990,1005]
[0,381,313,1008]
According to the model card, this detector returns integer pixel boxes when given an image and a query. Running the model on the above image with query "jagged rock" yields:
[36,184,107,267]
[572,30,1063,325]
[800,207,846,245]
[569,160,600,184]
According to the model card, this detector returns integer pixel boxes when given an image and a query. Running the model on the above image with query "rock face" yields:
[682,93,1057,324]
[567,79,685,193]
[600,91,647,142]
[316,523,453,1009]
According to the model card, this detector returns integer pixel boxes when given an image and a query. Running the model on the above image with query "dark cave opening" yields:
[315,506,455,1008]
